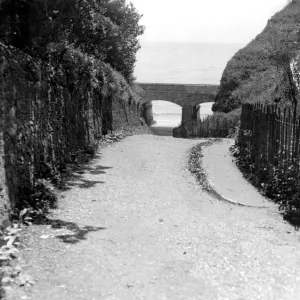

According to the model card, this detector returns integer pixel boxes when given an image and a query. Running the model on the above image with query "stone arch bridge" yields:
[137,83,219,125]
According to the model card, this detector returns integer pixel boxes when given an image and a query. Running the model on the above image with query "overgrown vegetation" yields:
[195,109,240,138]
[0,0,146,219]
[213,0,300,114]
[0,0,144,83]
[211,0,300,225]
[189,142,215,192]
[174,109,240,138]
[232,103,300,226]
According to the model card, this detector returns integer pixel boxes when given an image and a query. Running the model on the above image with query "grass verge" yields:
[188,139,257,207]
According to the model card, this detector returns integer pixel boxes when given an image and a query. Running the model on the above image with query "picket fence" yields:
[239,103,300,176]
[187,114,239,138]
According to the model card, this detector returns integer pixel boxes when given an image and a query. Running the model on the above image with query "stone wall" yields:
[0,43,144,222]
[0,134,10,228]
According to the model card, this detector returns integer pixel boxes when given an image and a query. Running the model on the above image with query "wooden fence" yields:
[239,103,300,172]
[237,103,300,208]
[189,113,240,138]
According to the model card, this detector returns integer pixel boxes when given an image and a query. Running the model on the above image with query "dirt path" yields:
[8,135,300,300]
[202,139,274,208]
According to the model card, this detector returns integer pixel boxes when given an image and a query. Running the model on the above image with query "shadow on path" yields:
[60,164,113,190]
[37,218,106,244]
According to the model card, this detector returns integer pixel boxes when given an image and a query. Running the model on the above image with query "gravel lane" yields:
[202,139,274,208]
[8,135,300,300]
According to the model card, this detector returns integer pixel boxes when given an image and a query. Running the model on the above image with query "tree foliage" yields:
[0,0,144,82]
[0,0,145,213]
[103,0,144,82]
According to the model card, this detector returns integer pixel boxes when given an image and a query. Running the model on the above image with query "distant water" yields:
[134,41,243,127]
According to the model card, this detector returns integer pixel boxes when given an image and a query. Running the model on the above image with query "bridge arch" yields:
[138,83,218,125]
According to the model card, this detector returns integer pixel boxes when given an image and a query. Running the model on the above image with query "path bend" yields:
[8,135,300,300]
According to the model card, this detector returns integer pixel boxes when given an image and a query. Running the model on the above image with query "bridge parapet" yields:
[138,83,217,92]
[137,83,218,106]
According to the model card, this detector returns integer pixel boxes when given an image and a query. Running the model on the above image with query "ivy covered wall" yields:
[0,42,144,216]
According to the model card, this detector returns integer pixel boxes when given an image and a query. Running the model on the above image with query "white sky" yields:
[129,0,289,44]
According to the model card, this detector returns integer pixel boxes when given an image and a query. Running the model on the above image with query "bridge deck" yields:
[137,82,218,86]
[137,82,218,106]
